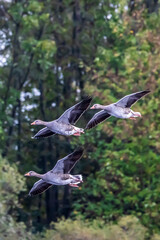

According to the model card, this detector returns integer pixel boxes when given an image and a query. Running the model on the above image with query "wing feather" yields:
[32,127,55,139]
[57,97,92,125]
[86,110,111,129]
[116,90,150,108]
[29,179,52,196]
[52,148,83,174]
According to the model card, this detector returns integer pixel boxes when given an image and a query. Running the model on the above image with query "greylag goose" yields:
[25,148,84,196]
[31,97,92,139]
[86,90,150,129]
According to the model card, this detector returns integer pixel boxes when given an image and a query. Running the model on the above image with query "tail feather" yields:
[74,174,83,182]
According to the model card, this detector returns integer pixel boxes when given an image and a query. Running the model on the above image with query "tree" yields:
[1,0,160,235]
[71,0,160,233]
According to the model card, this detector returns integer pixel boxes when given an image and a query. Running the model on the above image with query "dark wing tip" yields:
[28,190,33,196]
[143,90,151,94]
[73,147,84,156]
[85,123,92,130]
[83,95,92,100]
[85,123,95,130]
[85,110,111,130]
[31,136,40,139]
[28,188,41,196]
[81,96,92,108]
[137,90,151,99]
[82,96,92,104]
[85,118,96,129]
[74,146,84,152]
[85,117,99,130]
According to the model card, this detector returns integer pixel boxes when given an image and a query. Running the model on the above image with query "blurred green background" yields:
[0,0,160,239]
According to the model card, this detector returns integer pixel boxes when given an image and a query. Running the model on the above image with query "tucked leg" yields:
[69,183,79,188]
[73,132,81,136]
[129,117,136,120]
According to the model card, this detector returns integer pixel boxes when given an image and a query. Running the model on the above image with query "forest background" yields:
[0,0,160,239]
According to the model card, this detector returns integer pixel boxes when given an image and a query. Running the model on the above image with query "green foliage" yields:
[72,124,160,232]
[71,0,160,233]
[0,155,34,239]
[0,155,26,211]
[0,219,35,240]
[42,216,148,240]
[1,0,160,237]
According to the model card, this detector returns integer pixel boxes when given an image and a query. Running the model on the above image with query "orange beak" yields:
[31,121,35,125]
[90,106,95,109]
[24,172,30,176]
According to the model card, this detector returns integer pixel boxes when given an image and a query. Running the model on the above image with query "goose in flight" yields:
[31,97,92,139]
[86,90,150,129]
[25,148,84,196]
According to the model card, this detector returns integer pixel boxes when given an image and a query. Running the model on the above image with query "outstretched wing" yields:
[32,127,56,139]
[52,148,84,174]
[86,110,111,129]
[116,90,150,108]
[29,179,52,196]
[57,97,92,125]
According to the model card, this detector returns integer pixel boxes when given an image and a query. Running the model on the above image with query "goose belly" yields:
[108,106,131,119]
[44,174,71,185]
[49,122,77,136]
[45,178,71,186]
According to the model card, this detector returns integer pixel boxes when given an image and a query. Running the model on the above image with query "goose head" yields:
[24,171,37,177]
[31,120,45,125]
[90,104,103,109]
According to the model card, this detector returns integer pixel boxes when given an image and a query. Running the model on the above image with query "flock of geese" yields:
[25,90,150,196]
